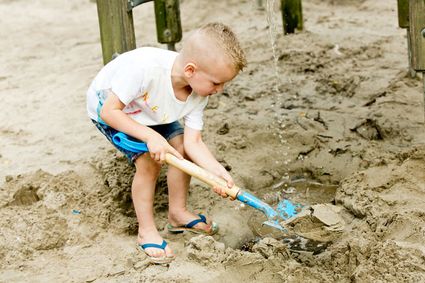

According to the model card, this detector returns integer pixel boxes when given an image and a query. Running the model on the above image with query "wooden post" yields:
[397,0,409,28]
[423,74,425,122]
[96,0,136,65]
[154,0,182,51]
[280,0,303,34]
[398,0,416,77]
[409,0,425,71]
[256,0,264,10]
[409,0,425,121]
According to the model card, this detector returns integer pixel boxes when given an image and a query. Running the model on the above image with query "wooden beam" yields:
[281,0,303,34]
[398,0,415,77]
[423,74,425,123]
[397,0,409,28]
[154,0,182,47]
[409,0,425,71]
[96,0,136,65]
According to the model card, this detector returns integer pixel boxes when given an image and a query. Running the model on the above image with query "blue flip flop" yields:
[166,214,219,235]
[138,240,175,264]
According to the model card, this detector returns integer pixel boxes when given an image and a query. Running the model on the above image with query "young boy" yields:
[87,22,247,263]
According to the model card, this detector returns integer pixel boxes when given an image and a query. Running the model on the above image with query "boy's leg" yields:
[90,119,175,257]
[167,134,213,232]
[133,153,174,259]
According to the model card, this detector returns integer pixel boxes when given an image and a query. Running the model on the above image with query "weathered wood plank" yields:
[409,0,425,71]
[281,0,303,34]
[398,0,409,28]
[154,0,182,47]
[96,0,136,65]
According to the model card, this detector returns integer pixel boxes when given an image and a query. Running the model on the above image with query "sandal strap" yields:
[140,240,167,250]
[185,214,207,228]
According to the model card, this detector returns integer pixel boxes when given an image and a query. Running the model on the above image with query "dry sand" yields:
[1,0,425,282]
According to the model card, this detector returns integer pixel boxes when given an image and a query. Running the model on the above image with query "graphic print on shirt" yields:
[141,91,168,123]
[161,113,169,123]
[124,100,142,115]
[137,91,161,117]
[142,91,149,102]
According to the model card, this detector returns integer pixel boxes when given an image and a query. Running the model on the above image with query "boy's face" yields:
[185,60,238,97]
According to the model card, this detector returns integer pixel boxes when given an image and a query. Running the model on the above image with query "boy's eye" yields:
[213,82,220,86]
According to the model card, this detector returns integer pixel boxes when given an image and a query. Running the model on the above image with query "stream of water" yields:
[263,0,292,186]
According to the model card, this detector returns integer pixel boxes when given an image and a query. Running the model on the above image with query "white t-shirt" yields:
[86,47,208,130]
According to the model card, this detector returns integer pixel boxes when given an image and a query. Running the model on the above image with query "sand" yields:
[1,0,425,282]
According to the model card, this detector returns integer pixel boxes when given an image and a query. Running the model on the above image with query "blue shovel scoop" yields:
[112,132,299,231]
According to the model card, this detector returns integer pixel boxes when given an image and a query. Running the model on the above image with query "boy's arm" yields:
[183,126,234,197]
[100,92,182,162]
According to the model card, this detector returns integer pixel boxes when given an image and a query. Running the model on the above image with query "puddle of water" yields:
[278,178,338,205]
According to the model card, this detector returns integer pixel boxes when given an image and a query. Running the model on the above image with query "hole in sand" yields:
[240,177,341,255]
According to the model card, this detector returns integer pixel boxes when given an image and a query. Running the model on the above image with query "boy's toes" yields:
[165,246,175,258]
[138,239,175,263]
[194,222,210,233]
[167,214,219,235]
[145,246,174,259]
[147,248,165,258]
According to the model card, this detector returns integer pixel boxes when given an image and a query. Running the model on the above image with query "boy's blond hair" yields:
[182,23,247,72]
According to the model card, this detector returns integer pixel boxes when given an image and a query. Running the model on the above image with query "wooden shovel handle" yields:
[165,153,241,199]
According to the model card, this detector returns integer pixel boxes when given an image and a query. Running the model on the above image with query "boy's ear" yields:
[184,63,197,78]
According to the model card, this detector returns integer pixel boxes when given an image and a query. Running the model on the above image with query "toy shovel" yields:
[112,132,299,230]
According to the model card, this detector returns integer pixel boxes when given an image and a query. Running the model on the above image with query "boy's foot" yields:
[167,212,219,235]
[137,232,175,264]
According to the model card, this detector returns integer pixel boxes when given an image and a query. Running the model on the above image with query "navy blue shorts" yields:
[92,119,184,163]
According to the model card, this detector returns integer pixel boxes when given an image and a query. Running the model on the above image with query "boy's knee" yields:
[134,156,161,179]
[174,143,189,159]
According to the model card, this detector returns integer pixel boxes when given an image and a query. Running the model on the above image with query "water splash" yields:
[264,0,292,180]
[265,0,282,93]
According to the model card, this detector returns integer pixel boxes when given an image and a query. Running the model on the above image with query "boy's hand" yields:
[213,169,236,201]
[146,133,183,163]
